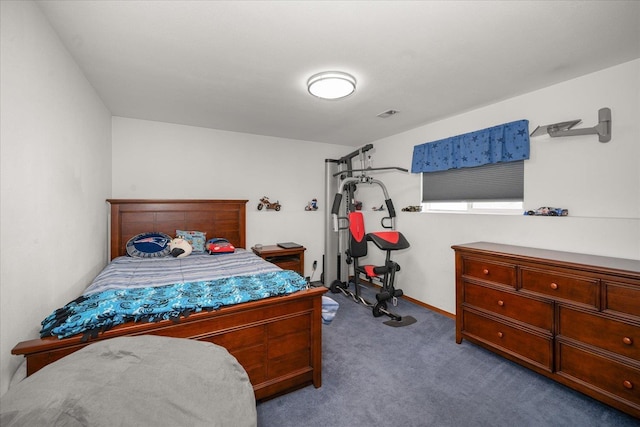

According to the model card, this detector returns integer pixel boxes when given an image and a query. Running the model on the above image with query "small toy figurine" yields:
[305,198,318,211]
[257,196,281,211]
[524,207,568,216]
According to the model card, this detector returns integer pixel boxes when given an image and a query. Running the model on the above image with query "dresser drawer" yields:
[462,310,553,370]
[462,257,516,288]
[558,305,640,360]
[463,281,553,332]
[520,268,599,308]
[557,342,640,407]
[604,280,640,319]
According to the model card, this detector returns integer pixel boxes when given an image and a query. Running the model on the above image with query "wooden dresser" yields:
[453,242,640,418]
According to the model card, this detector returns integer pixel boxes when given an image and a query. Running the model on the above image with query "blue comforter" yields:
[41,270,307,340]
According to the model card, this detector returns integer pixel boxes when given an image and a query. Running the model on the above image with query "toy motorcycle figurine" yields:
[257,196,281,211]
[305,198,318,211]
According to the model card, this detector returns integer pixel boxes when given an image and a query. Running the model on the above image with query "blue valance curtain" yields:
[411,120,530,173]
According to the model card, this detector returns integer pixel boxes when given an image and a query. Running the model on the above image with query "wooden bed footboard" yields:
[13,286,327,401]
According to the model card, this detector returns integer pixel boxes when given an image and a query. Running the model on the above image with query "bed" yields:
[11,199,327,401]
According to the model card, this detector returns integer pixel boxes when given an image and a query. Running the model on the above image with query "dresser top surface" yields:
[452,242,640,276]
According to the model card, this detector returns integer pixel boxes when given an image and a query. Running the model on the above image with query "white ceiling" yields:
[37,1,640,146]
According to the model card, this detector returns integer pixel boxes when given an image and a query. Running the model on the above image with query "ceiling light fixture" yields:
[307,71,356,100]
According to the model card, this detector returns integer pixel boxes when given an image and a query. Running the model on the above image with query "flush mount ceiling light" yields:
[307,71,356,100]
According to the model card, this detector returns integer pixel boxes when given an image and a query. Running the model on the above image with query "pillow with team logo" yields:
[125,232,172,258]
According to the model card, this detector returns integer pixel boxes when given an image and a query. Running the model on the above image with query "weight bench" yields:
[331,211,416,326]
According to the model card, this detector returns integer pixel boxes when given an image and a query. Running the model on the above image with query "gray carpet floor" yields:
[256,283,638,427]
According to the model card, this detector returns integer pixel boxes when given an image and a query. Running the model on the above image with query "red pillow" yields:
[206,238,235,254]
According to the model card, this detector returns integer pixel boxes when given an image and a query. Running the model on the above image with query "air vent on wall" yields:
[377,109,399,118]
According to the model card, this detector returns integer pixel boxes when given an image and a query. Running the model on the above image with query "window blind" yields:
[421,160,524,202]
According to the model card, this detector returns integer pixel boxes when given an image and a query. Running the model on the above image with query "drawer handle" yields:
[622,337,633,345]
[497,331,504,339]
[550,282,558,290]
[483,269,490,275]
[497,300,505,307]
[623,380,633,390]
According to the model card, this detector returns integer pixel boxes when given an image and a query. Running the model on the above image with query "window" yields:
[421,161,524,214]
[411,120,529,215]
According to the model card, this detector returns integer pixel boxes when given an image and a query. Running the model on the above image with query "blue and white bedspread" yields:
[40,250,307,340]
[84,249,281,295]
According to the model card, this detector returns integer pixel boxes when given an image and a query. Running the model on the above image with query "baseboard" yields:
[401,294,455,319]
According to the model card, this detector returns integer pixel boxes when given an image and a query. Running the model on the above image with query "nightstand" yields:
[252,244,306,276]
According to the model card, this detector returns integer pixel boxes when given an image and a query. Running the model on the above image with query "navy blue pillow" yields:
[126,232,172,258]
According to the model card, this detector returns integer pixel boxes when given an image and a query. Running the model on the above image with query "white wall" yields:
[112,117,349,279]
[0,1,112,395]
[362,59,640,314]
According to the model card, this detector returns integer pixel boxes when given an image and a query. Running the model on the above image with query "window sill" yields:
[422,210,524,216]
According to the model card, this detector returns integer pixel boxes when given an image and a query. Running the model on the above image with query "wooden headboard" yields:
[108,199,248,260]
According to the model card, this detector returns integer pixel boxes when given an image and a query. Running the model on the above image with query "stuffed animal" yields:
[206,238,235,254]
[169,237,192,258]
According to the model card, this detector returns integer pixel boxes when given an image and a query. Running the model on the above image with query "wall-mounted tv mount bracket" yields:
[530,107,611,143]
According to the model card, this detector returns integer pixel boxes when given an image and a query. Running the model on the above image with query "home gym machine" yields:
[324,144,416,327]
